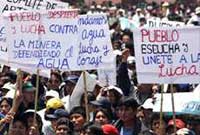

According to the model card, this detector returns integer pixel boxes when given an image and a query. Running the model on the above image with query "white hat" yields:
[162,2,169,7]
[142,98,154,110]
[136,8,142,12]
[195,7,200,14]
[46,90,59,99]
[104,85,123,96]
[2,82,16,91]
[113,50,122,56]
[5,90,15,99]
[176,128,195,135]
[127,56,135,64]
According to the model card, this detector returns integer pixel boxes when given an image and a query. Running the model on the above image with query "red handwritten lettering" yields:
[159,64,198,77]
[9,12,41,22]
[48,10,78,19]
[141,29,179,43]
[21,24,46,34]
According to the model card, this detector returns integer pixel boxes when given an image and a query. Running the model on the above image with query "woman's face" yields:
[0,99,11,115]
[95,111,109,125]
[106,90,116,104]
[9,121,27,135]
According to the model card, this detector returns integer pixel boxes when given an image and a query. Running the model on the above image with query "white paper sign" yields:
[146,18,185,27]
[0,0,69,13]
[133,27,200,84]
[70,72,97,108]
[5,11,114,71]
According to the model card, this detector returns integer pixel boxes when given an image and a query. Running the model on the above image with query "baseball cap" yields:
[22,82,35,92]
[118,97,139,108]
[1,82,15,92]
[45,109,69,120]
[142,98,154,110]
[176,128,195,135]
[168,119,185,129]
[45,90,59,99]
[195,7,200,15]
[90,97,111,109]
[102,124,119,135]
[104,85,123,96]
[64,75,79,84]
[46,98,64,110]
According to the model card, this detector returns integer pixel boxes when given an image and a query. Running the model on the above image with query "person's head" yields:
[102,124,119,135]
[93,108,112,125]
[0,97,12,115]
[104,86,123,106]
[63,75,79,96]
[167,119,185,134]
[55,117,74,135]
[22,82,35,104]
[70,106,86,131]
[45,98,65,130]
[23,110,43,135]
[48,71,62,90]
[150,113,166,135]
[80,122,104,135]
[117,97,139,123]
[9,116,28,135]
[176,128,196,135]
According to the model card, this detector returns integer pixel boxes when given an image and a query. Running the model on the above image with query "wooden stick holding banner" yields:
[8,69,23,134]
[33,69,40,129]
[83,71,89,122]
[159,86,164,135]
[170,84,177,133]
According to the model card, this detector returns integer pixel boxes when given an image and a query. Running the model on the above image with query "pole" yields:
[159,86,164,135]
[33,69,40,127]
[8,69,23,134]
[83,71,89,122]
[170,84,177,133]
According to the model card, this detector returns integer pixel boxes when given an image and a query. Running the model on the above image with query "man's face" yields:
[23,91,35,103]
[9,121,27,135]
[118,105,136,122]
[56,124,69,135]
[70,113,85,131]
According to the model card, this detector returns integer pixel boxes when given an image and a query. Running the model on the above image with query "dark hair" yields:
[93,108,113,123]
[80,92,95,107]
[70,106,86,119]
[23,111,43,133]
[13,115,28,129]
[0,97,13,107]
[118,97,139,109]
[51,71,62,83]
[56,117,74,134]
[81,122,104,135]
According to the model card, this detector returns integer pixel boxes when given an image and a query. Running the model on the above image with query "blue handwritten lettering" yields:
[49,24,78,34]
[103,45,109,56]
[79,42,100,55]
[78,15,107,25]
[0,27,5,37]
[82,29,105,45]
[77,56,102,67]
[37,58,69,69]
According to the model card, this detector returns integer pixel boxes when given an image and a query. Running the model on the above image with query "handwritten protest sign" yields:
[133,27,200,84]
[97,56,116,86]
[153,92,200,115]
[77,14,114,70]
[4,10,114,71]
[0,0,69,13]
[146,18,185,27]
[0,16,8,63]
[70,72,96,109]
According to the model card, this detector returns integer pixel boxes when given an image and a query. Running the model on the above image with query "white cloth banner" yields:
[0,0,69,13]
[133,27,200,84]
[146,18,185,27]
[4,10,114,71]
[153,92,200,115]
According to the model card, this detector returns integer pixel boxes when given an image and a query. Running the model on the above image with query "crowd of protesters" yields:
[0,0,200,135]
